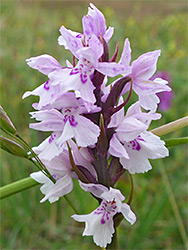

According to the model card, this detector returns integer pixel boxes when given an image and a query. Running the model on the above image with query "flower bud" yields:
[0,136,28,158]
[0,106,17,135]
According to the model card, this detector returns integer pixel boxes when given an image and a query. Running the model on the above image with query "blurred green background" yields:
[0,1,187,249]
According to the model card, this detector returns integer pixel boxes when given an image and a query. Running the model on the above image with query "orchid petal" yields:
[26,54,62,75]
[40,174,73,203]
[104,26,114,42]
[109,135,129,158]
[121,203,136,225]
[132,50,161,79]
[59,26,83,57]
[97,62,128,77]
[79,182,108,198]
[119,38,132,67]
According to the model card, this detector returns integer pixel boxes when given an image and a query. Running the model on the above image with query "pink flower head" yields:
[72,182,136,248]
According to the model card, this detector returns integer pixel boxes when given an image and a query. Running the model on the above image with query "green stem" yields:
[0,176,79,214]
[127,174,134,205]
[0,177,39,199]
[159,160,188,248]
[16,134,47,171]
[16,134,53,178]
[64,195,79,214]
[151,116,188,136]
[4,131,55,183]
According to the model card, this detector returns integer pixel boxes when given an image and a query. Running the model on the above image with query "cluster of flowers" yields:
[23,3,171,248]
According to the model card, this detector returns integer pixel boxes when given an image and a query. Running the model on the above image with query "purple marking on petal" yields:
[63,115,68,124]
[101,218,106,224]
[44,80,50,90]
[80,73,87,84]
[106,212,110,220]
[113,67,120,73]
[94,199,118,225]
[128,139,141,151]
[68,36,78,48]
[94,211,103,215]
[70,68,80,75]
[52,174,60,181]
[65,108,71,113]
[69,115,78,127]
[76,34,82,38]
[49,133,56,143]
[137,135,144,141]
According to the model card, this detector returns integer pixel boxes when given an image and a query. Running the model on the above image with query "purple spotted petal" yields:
[59,26,83,57]
[26,54,63,75]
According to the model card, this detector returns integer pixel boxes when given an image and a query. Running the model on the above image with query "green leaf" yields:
[164,137,188,147]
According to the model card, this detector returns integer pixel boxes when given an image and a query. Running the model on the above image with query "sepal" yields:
[0,136,28,158]
[103,76,131,122]
[0,106,16,135]
[109,157,125,186]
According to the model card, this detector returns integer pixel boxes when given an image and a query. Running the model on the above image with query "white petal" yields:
[109,135,129,158]
[57,122,75,146]
[119,38,132,67]
[132,50,161,79]
[40,174,73,203]
[72,211,114,248]
[120,131,168,174]
[104,26,114,42]
[93,219,114,248]
[30,171,49,184]
[89,35,103,59]
[120,144,152,174]
[139,93,160,112]
[33,132,64,161]
[26,54,62,75]
[72,116,100,147]
[30,171,59,203]
[139,132,169,159]
[121,203,136,225]
[97,62,128,77]
[108,97,124,128]
[116,117,147,142]
[79,182,108,198]
[59,26,83,57]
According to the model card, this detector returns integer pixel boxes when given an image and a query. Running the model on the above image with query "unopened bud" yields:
[97,114,108,158]
[0,106,16,135]
[0,136,28,158]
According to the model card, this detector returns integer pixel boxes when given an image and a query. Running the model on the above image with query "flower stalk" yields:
[0,177,79,213]
[151,116,188,136]
[0,177,39,199]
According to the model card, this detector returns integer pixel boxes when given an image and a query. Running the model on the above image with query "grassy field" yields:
[0,1,187,249]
